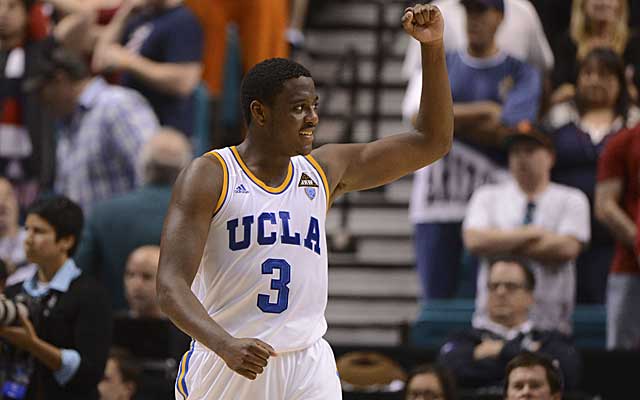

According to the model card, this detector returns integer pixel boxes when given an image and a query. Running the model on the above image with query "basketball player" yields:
[157,4,452,399]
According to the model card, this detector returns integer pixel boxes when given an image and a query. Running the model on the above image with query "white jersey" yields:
[191,146,330,353]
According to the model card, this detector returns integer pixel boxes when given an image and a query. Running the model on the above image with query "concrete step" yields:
[329,268,420,298]
[327,207,412,236]
[306,30,409,58]
[329,238,415,265]
[326,299,419,325]
[309,1,406,29]
[315,86,407,117]
[325,326,404,346]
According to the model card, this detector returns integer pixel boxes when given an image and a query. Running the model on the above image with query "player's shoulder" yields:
[173,152,225,196]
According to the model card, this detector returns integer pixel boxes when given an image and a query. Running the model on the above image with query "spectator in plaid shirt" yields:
[25,42,158,212]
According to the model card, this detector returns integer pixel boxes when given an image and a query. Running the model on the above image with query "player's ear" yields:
[250,100,268,127]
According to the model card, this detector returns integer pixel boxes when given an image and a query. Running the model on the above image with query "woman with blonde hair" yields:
[551,0,640,104]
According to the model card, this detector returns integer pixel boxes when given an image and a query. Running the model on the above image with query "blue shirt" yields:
[55,77,158,213]
[447,50,542,164]
[121,6,203,136]
[22,259,82,386]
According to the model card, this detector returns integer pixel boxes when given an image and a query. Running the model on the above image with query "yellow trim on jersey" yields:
[231,146,293,193]
[176,344,191,399]
[305,154,331,210]
[207,151,228,215]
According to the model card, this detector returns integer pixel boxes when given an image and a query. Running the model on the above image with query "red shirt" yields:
[597,125,640,274]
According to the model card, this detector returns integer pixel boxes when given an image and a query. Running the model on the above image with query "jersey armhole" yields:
[207,151,229,217]
[305,154,331,210]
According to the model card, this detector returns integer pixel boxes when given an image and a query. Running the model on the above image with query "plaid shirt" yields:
[55,77,158,212]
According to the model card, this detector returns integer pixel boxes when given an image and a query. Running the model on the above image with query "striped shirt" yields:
[55,77,158,213]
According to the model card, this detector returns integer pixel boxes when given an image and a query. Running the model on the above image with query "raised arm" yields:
[312,4,452,200]
[157,155,275,380]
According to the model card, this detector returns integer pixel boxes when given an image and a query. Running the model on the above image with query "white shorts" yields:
[175,338,342,399]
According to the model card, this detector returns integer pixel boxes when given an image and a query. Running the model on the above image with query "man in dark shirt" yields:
[438,258,579,391]
[0,196,111,399]
[93,0,203,136]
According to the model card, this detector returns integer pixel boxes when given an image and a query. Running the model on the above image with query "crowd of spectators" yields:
[0,0,639,398]
[402,0,640,396]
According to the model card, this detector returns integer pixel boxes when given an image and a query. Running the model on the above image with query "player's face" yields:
[124,255,159,316]
[506,366,560,400]
[270,76,319,156]
[0,0,27,40]
[406,372,445,400]
[98,358,135,400]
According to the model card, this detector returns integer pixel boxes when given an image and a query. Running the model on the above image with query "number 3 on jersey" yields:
[257,258,291,313]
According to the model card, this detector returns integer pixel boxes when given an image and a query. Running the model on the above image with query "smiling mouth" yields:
[300,130,314,137]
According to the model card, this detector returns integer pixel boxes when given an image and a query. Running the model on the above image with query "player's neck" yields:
[235,139,292,187]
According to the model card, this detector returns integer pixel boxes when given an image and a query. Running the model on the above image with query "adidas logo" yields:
[234,184,249,194]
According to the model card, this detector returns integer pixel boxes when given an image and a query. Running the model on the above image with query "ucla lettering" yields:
[257,212,277,245]
[279,211,301,245]
[227,212,321,255]
[303,217,321,255]
[227,215,254,250]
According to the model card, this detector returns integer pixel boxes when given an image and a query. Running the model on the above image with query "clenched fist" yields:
[402,4,444,45]
[219,337,278,380]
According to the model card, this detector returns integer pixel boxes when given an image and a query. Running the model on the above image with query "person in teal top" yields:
[74,128,192,310]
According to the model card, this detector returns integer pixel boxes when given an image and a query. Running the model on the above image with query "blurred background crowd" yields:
[0,0,639,399]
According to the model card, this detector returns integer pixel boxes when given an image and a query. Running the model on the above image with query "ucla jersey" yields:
[192,146,330,353]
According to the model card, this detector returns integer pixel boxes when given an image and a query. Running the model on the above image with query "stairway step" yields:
[326,299,419,325]
[330,258,414,270]
[327,208,411,236]
[329,268,420,298]
[325,326,403,347]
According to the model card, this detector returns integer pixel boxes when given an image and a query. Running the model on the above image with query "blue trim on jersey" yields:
[176,340,195,399]
[230,149,296,195]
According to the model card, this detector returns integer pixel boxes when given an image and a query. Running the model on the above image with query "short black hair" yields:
[504,352,563,395]
[488,257,536,291]
[405,364,458,400]
[240,58,312,126]
[26,195,83,256]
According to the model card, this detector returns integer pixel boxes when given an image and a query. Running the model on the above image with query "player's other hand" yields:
[220,337,278,380]
[402,4,444,45]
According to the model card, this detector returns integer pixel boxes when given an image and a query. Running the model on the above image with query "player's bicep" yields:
[158,155,222,285]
